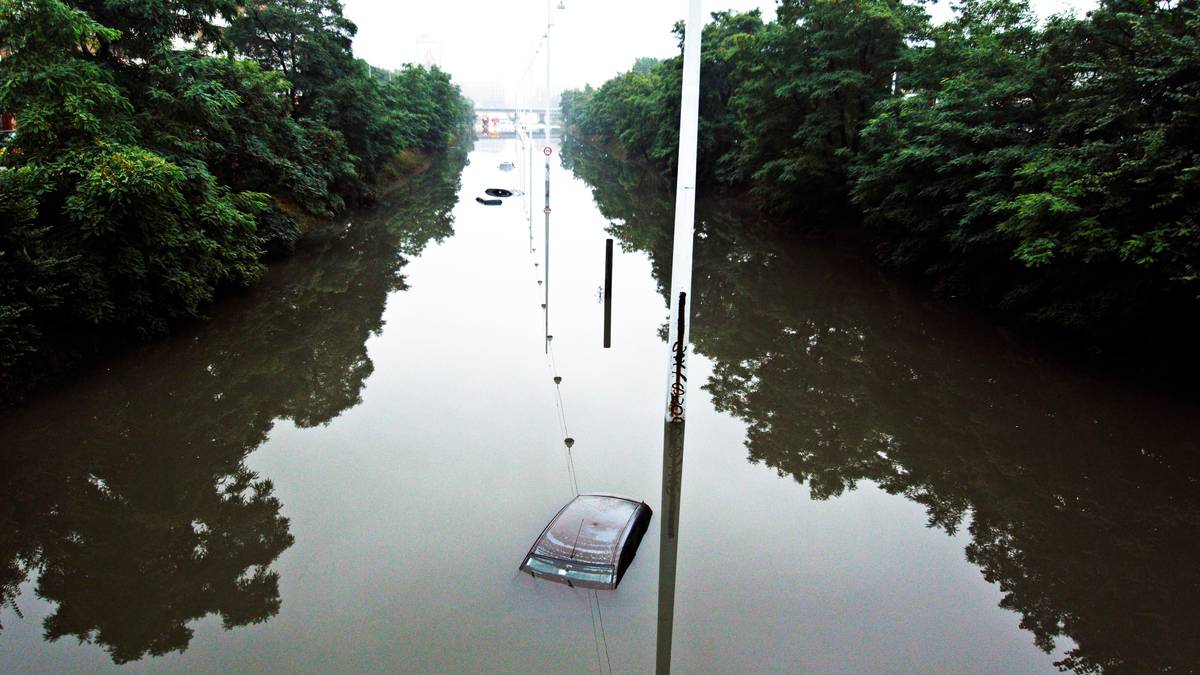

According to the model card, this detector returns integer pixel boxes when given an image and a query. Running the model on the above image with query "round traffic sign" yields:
[543,206,552,214]
[543,146,553,156]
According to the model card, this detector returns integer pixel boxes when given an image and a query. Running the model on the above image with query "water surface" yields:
[2,138,1198,673]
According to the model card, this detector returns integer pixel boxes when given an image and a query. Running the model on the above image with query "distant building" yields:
[416,35,442,69]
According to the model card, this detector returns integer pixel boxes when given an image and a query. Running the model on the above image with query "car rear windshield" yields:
[525,556,613,585]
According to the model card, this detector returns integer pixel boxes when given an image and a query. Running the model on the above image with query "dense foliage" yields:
[0,0,473,398]
[563,0,1200,360]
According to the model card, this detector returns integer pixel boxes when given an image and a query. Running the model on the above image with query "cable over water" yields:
[516,134,610,675]
[545,345,580,497]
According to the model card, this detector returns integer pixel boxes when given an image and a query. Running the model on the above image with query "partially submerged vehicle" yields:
[475,188,523,205]
[520,494,652,590]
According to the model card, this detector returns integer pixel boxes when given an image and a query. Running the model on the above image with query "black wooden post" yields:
[603,238,613,348]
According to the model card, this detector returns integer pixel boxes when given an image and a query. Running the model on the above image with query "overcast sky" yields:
[341,0,1096,103]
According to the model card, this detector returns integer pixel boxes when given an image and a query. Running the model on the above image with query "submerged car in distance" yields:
[520,494,652,590]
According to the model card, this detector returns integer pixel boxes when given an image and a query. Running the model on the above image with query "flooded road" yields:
[2,138,1199,672]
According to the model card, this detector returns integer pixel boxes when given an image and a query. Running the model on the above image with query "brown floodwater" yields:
[1,138,1198,673]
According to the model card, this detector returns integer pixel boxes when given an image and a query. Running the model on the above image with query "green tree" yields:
[0,0,265,382]
[229,0,384,200]
[559,84,593,129]
[852,0,1200,352]
[852,0,1048,294]
[723,0,929,218]
[564,11,765,186]
[59,0,240,62]
[996,0,1200,329]
[226,0,356,105]
[133,51,355,221]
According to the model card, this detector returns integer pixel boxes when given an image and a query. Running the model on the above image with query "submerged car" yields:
[520,494,652,590]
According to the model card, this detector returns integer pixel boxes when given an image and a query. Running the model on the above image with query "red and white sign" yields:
[543,146,553,156]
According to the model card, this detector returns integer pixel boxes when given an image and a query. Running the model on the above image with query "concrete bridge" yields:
[474,106,562,122]
[474,102,562,138]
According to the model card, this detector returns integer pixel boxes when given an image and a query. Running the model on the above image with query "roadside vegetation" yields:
[0,0,474,400]
[561,0,1200,365]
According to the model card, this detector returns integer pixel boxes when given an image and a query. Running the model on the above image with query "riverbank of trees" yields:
[561,0,1200,365]
[0,0,473,402]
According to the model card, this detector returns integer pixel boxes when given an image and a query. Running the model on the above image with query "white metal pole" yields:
[657,2,702,673]
[664,0,703,425]
[543,0,553,351]
[544,147,550,352]
[531,84,535,208]
[529,133,534,236]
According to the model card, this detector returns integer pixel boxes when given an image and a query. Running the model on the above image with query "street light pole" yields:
[543,0,552,351]
[657,0,704,672]
[663,0,701,427]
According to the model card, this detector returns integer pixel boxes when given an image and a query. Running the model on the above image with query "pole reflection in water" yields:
[656,420,685,674]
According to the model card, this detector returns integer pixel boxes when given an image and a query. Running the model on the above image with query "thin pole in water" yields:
[544,146,551,353]
[529,134,534,249]
[543,0,552,353]
[604,238,613,348]
[657,0,703,672]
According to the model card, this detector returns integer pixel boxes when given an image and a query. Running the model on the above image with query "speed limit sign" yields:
[543,146,553,156]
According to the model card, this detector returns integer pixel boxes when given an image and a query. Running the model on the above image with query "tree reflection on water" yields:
[563,136,1200,673]
[0,149,468,664]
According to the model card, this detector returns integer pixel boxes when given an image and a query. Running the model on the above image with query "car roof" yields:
[532,494,642,566]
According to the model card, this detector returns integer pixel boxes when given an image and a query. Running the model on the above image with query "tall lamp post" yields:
[658,0,703,672]
[542,1,564,351]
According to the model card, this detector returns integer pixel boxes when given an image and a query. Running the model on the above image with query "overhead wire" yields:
[537,280,578,497]
[595,589,612,675]
[517,126,614,675]
[510,8,612,672]
[587,589,603,672]
[526,178,613,675]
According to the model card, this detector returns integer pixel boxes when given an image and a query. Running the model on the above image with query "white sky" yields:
[342,0,1095,103]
